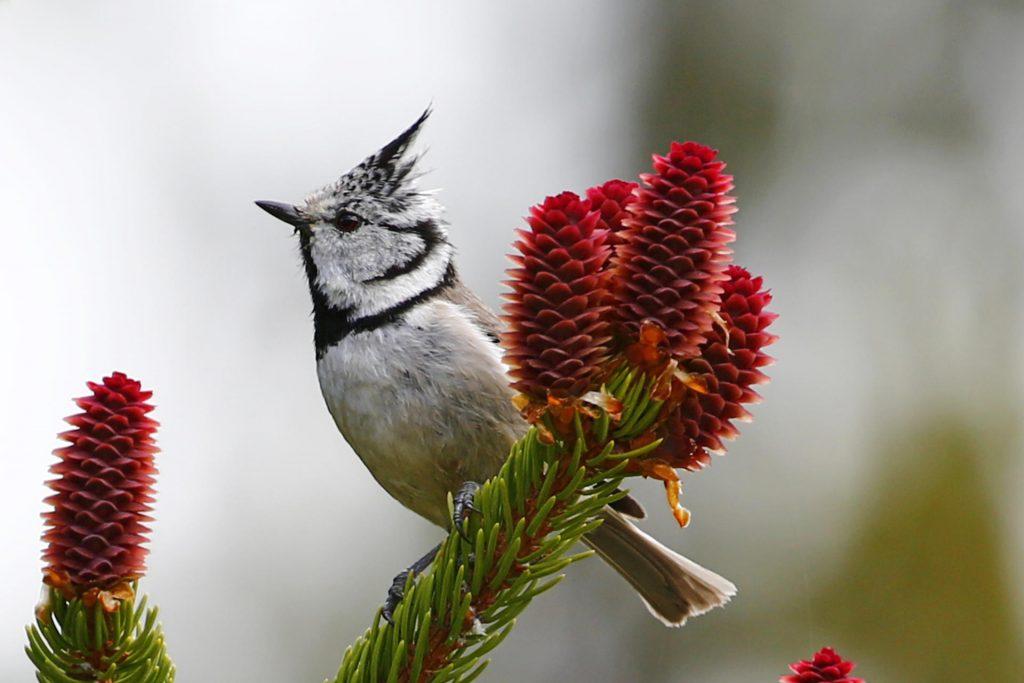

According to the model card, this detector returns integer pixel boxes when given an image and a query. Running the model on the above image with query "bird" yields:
[255,109,735,627]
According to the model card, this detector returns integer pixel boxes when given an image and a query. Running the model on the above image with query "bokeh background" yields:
[2,2,1022,681]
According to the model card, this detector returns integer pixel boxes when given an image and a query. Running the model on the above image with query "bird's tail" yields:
[584,509,736,627]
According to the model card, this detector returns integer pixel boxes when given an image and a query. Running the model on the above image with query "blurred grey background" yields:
[2,1,1022,681]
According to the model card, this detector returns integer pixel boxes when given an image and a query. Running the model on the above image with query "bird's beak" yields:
[255,200,307,227]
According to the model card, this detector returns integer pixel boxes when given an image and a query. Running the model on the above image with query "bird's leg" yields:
[381,482,481,622]
[452,481,481,541]
[382,543,441,624]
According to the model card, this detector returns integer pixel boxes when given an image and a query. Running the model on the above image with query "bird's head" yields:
[257,108,453,322]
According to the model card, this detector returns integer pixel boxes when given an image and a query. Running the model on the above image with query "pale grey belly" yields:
[316,320,525,527]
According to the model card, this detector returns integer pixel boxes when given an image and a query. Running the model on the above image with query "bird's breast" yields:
[315,300,524,527]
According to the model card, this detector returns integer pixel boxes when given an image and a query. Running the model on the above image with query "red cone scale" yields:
[501,192,614,400]
[613,141,736,358]
[42,372,158,589]
[780,647,865,683]
[585,179,638,242]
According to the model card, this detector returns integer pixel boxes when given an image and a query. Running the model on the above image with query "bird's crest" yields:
[306,108,432,214]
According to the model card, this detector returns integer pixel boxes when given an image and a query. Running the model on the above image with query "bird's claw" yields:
[381,543,440,624]
[453,481,481,541]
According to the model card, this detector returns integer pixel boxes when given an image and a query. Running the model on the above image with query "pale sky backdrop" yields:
[2,2,1022,681]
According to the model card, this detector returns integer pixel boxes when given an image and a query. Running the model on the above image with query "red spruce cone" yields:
[658,265,777,470]
[42,372,158,589]
[502,191,613,400]
[585,179,637,242]
[781,647,864,683]
[613,141,736,358]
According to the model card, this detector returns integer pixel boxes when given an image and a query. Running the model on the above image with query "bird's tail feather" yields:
[584,509,736,627]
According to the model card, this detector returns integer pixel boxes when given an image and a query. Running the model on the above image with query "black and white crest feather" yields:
[360,107,431,193]
[305,107,433,219]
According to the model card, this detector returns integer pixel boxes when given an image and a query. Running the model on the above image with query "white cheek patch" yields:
[309,223,453,320]
[313,227,422,283]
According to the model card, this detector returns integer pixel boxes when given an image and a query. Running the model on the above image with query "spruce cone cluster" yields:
[502,138,776,490]
[780,647,864,683]
[42,372,158,589]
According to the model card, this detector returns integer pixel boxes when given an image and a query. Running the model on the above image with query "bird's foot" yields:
[382,543,440,624]
[382,572,409,625]
[452,481,481,541]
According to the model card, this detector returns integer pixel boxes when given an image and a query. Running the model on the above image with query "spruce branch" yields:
[26,585,173,683]
[331,366,661,683]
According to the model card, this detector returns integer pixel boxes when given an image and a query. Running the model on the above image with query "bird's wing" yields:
[443,281,503,345]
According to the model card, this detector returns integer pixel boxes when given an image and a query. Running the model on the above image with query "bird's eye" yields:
[332,213,362,233]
